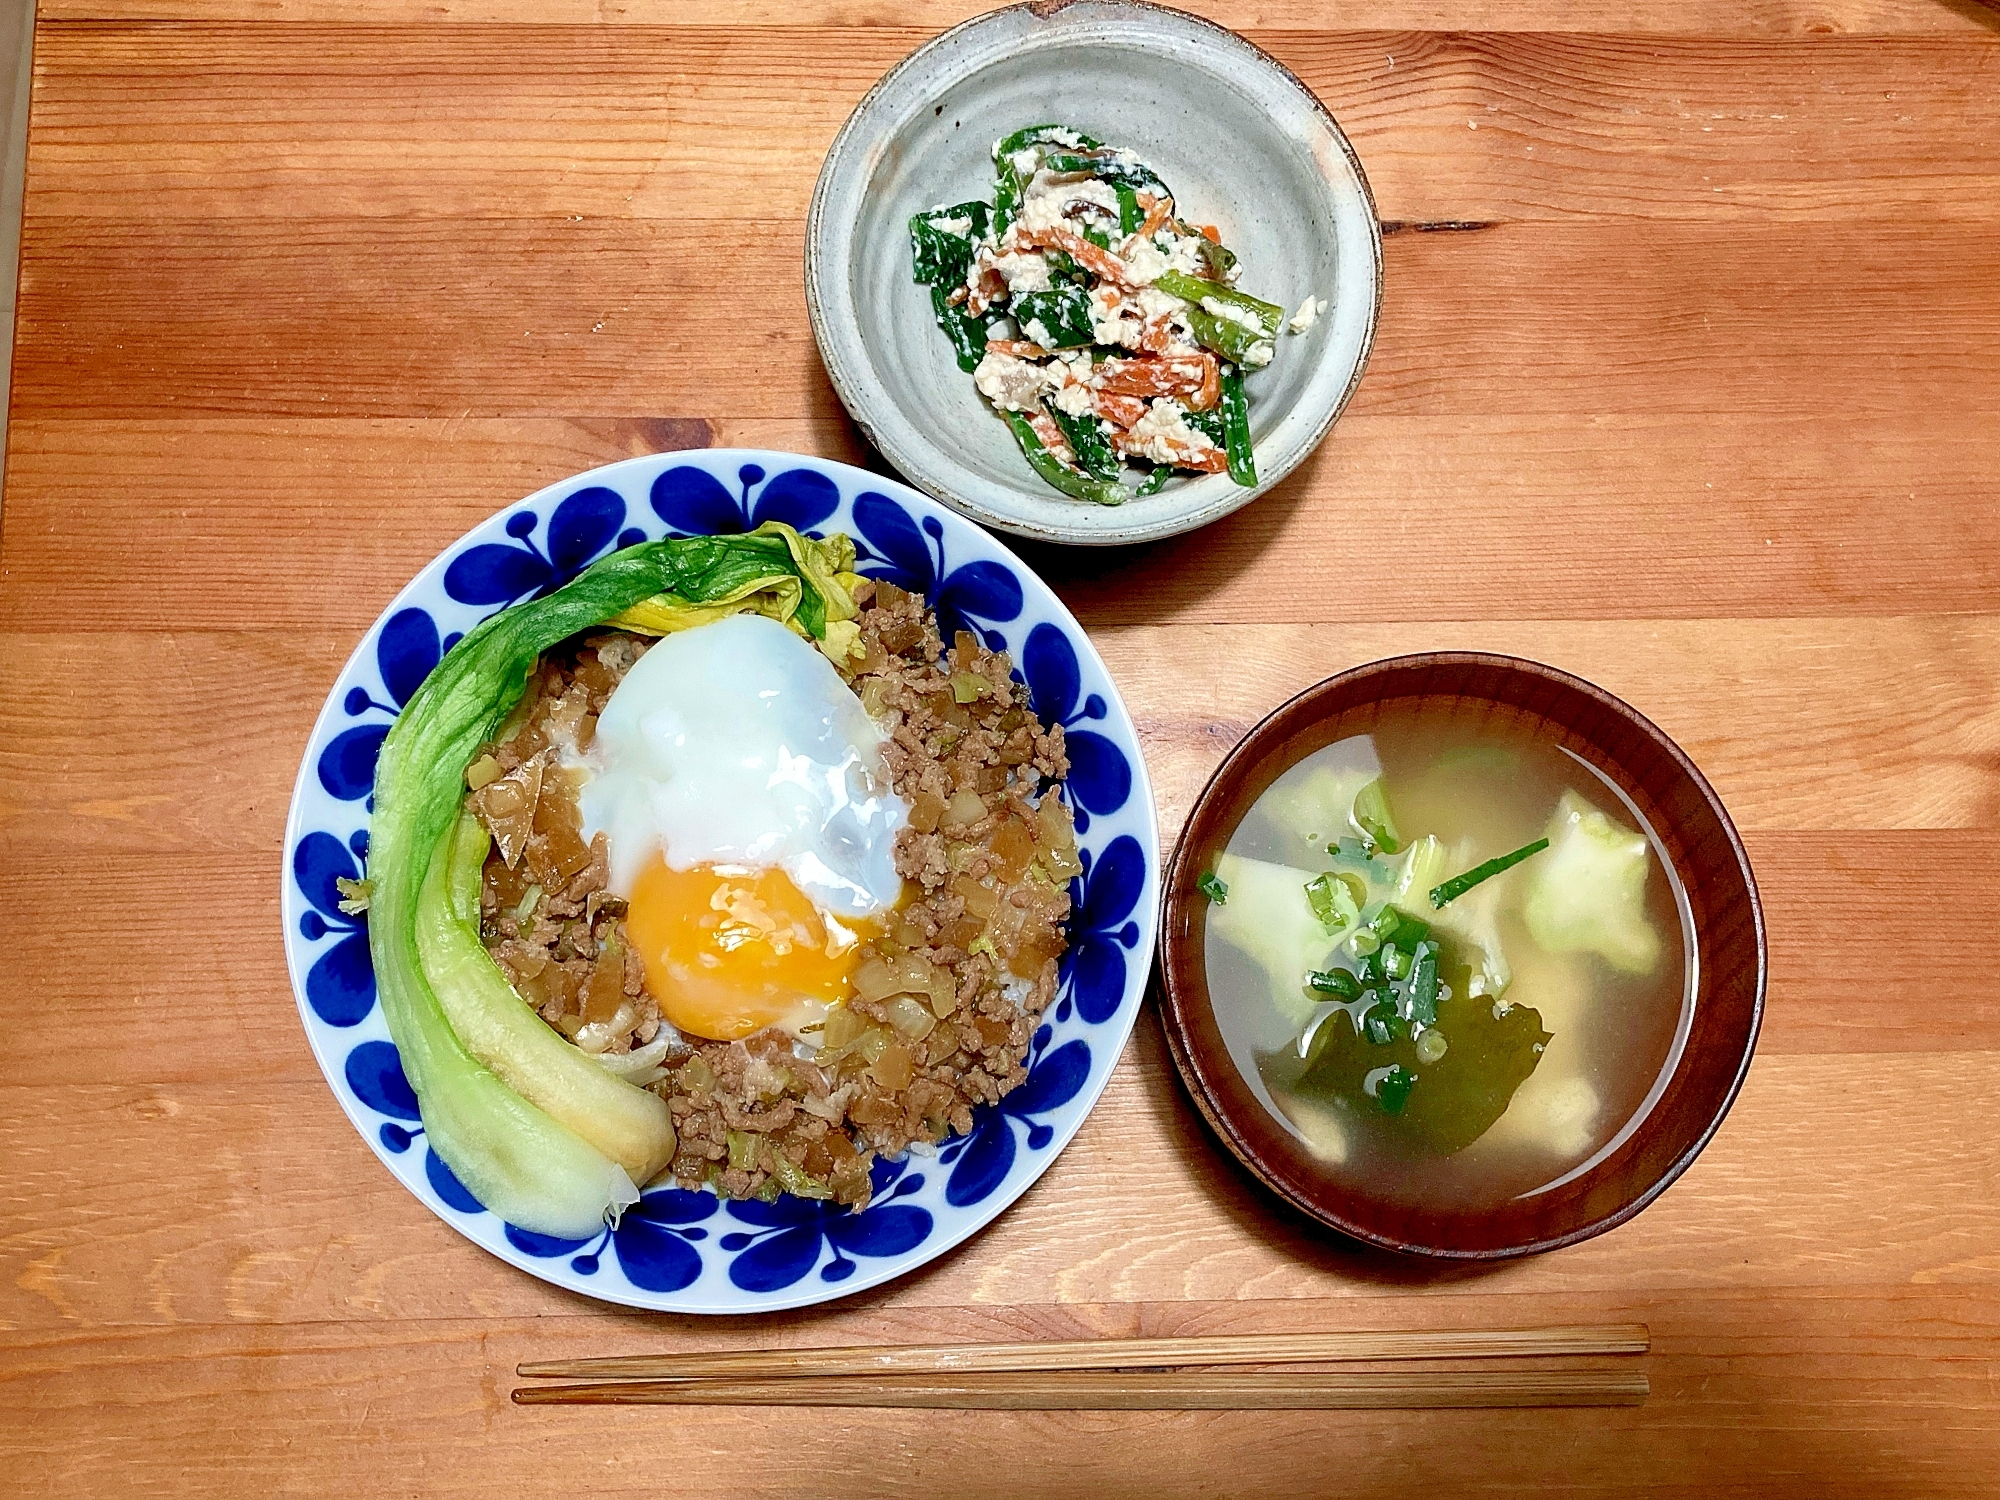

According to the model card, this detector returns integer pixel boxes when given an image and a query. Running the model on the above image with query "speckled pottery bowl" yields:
[806,0,1381,547]
[282,451,1159,1312]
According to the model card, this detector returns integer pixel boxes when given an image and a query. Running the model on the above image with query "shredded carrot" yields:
[1026,410,1074,463]
[1019,225,1135,287]
[1199,224,1222,243]
[1095,352,1220,409]
[1116,432,1228,472]
[1137,193,1173,238]
[1091,392,1151,429]
[985,338,1052,360]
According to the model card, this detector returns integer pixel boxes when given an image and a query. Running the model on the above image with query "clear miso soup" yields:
[1202,709,1694,1213]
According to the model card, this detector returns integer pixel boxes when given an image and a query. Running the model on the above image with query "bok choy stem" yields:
[368,524,854,1235]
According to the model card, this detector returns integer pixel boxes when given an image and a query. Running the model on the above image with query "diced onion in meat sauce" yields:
[462,580,1078,1208]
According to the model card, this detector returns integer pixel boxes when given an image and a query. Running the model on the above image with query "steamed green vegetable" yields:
[1218,364,1257,488]
[367,523,857,1236]
[416,811,678,1185]
[1001,411,1128,506]
[1523,791,1663,974]
[915,125,1296,501]
[910,202,993,371]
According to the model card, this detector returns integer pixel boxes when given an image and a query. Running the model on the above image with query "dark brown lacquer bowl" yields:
[1158,653,1765,1260]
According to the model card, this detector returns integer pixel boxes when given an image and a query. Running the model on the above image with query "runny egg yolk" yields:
[621,855,883,1042]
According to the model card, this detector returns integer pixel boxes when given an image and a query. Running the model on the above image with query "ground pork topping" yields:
[463,582,1079,1209]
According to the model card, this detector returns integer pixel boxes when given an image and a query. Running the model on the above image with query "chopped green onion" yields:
[1218,363,1256,488]
[1408,941,1440,1025]
[1364,1004,1397,1046]
[1328,835,1380,867]
[1429,837,1552,908]
[1197,870,1228,904]
[1357,947,1386,985]
[1351,777,1401,854]
[1374,1064,1418,1114]
[1415,1028,1449,1064]
[1306,967,1361,999]
[1348,929,1381,958]
[1382,945,1413,981]
[1304,870,1361,933]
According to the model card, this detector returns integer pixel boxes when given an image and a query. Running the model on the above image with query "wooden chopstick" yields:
[513,1368,1648,1410]
[517,1323,1648,1381]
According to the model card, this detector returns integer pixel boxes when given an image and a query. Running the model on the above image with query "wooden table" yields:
[4,1,1997,1494]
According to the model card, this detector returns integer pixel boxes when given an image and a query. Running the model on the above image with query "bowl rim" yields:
[1156,650,1768,1260]
[278,447,1162,1311]
[803,0,1384,548]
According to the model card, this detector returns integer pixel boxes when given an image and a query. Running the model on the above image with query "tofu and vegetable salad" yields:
[358,524,1081,1236]
[911,125,1320,505]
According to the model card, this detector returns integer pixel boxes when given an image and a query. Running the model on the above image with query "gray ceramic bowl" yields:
[806,0,1382,547]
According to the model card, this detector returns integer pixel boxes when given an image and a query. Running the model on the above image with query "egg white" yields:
[576,613,907,919]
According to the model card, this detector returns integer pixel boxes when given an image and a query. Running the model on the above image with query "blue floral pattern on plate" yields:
[281,451,1158,1313]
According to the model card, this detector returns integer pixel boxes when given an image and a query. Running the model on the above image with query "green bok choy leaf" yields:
[367,523,857,1235]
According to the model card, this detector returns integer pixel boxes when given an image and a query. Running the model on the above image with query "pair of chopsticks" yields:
[513,1323,1649,1410]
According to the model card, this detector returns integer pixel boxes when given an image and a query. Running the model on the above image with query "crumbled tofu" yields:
[1049,379,1096,417]
[991,251,1052,294]
[1240,339,1275,368]
[1124,398,1222,465]
[1163,232,1211,277]
[1088,284,1144,349]
[1019,171,1121,232]
[1019,314,1058,347]
[1199,296,1265,333]
[1118,236,1170,285]
[1288,295,1327,333]
[934,215,974,237]
[1133,285,1185,322]
[973,351,1058,412]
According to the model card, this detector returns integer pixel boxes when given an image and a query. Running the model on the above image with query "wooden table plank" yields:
[4,617,1998,855]
[3,1044,1996,1333]
[12,218,1999,419]
[4,1284,1994,1498]
[7,411,1997,630]
[24,28,2000,223]
[30,0,2000,35]
[3,830,1990,1091]
[4,3,1997,1494]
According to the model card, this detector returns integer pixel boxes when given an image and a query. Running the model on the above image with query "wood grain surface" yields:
[2,2,1996,1496]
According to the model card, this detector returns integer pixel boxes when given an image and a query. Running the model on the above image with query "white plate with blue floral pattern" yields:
[282,450,1159,1313]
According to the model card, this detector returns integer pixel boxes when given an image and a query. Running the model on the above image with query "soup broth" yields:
[1202,709,1693,1214]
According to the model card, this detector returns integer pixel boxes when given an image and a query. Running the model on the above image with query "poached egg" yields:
[576,614,906,1043]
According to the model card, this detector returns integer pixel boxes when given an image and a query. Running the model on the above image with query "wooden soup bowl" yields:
[1157,653,1766,1259]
